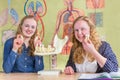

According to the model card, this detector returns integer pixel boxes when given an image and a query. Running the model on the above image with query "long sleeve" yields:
[3,38,44,73]
[3,38,18,73]
[65,48,76,72]
[34,56,44,72]
[97,41,118,73]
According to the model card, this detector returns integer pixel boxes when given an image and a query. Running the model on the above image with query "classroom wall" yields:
[0,0,120,71]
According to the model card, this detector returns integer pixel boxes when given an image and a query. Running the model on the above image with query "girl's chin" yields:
[77,37,83,42]
[24,35,32,38]
[78,39,83,42]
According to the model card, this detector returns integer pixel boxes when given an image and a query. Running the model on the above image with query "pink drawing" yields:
[51,0,84,55]
[0,9,8,27]
[2,30,15,44]
[86,0,105,9]
[24,0,47,42]
[0,0,19,27]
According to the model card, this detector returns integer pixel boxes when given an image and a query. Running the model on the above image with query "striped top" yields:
[66,41,118,73]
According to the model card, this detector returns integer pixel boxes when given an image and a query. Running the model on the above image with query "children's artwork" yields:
[8,0,19,26]
[9,8,19,26]
[0,0,19,27]
[24,0,47,17]
[0,9,8,27]
[62,23,73,54]
[24,0,47,42]
[88,12,103,27]
[86,0,105,9]
[2,30,15,45]
[51,0,84,55]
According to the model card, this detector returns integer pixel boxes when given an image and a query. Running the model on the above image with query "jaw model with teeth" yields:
[85,34,89,40]
[34,34,68,55]
[85,34,90,43]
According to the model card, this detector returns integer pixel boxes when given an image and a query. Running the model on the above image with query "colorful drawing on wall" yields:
[62,23,73,55]
[9,8,19,26]
[24,0,47,42]
[86,0,105,9]
[0,0,19,46]
[2,30,15,45]
[51,0,84,55]
[0,0,19,27]
[8,0,19,26]
[0,9,8,27]
[88,12,103,27]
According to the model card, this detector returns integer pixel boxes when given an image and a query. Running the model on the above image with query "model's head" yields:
[16,15,38,55]
[72,16,101,63]
[16,15,38,39]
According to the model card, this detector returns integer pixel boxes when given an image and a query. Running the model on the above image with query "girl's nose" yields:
[28,26,32,30]
[78,30,82,35]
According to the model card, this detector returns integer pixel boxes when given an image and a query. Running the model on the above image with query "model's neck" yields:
[24,37,31,47]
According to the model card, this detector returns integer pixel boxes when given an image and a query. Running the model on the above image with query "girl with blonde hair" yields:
[3,15,44,73]
[64,16,118,75]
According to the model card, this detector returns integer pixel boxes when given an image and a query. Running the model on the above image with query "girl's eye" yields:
[74,29,79,32]
[31,26,35,29]
[81,28,86,31]
[25,24,29,27]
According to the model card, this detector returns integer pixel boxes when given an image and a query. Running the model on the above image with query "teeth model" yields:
[35,44,55,53]
[85,34,89,40]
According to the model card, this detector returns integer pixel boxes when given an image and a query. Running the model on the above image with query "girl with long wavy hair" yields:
[64,16,118,75]
[3,15,44,73]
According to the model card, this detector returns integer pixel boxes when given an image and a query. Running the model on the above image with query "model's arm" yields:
[101,42,118,72]
[82,38,118,72]
[66,48,76,72]
[92,42,118,72]
[3,38,18,73]
[34,56,44,72]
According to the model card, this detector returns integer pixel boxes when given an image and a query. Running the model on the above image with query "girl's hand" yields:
[34,36,42,47]
[64,66,74,75]
[82,34,96,54]
[13,34,24,51]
